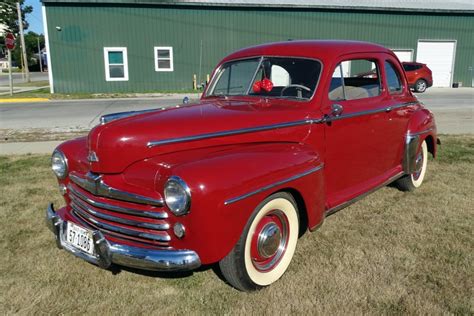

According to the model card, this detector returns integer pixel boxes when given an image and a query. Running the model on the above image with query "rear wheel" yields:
[394,140,428,191]
[414,79,427,93]
[219,192,299,291]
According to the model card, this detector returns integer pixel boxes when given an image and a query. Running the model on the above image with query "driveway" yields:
[416,88,473,135]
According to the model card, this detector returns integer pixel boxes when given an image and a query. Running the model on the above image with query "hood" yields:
[88,98,312,174]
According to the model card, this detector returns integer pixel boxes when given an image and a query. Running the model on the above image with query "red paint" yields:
[54,41,437,265]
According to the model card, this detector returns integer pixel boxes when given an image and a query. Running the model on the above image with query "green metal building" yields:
[41,0,474,93]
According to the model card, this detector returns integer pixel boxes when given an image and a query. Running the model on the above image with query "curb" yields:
[0,98,50,103]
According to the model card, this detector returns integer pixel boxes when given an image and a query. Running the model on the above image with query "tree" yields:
[12,31,45,69]
[0,0,33,35]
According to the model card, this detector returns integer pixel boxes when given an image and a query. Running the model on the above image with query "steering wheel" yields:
[280,84,311,97]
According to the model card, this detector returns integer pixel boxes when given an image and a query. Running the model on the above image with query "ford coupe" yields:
[46,40,438,291]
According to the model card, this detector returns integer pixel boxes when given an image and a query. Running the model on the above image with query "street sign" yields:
[6,33,16,50]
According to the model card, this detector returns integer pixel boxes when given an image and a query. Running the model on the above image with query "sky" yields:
[25,0,44,34]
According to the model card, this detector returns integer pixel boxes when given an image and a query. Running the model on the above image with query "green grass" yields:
[0,136,472,314]
[13,80,50,88]
[0,88,200,100]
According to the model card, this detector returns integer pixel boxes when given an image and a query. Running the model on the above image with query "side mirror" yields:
[331,103,344,117]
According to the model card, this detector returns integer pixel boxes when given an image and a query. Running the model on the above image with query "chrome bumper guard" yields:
[46,203,201,271]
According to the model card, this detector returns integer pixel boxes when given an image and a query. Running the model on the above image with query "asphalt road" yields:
[0,88,472,134]
[0,72,49,85]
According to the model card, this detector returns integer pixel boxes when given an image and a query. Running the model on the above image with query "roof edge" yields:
[40,0,474,14]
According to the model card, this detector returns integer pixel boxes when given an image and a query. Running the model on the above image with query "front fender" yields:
[164,142,324,264]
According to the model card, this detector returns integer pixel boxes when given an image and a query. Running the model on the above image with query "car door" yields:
[382,56,414,167]
[322,54,401,209]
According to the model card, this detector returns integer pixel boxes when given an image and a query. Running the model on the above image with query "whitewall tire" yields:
[395,140,428,191]
[219,192,299,291]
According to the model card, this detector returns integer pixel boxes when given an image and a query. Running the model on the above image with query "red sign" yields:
[5,33,16,50]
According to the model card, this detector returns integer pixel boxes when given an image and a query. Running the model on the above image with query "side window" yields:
[329,59,381,100]
[104,47,128,81]
[385,61,402,94]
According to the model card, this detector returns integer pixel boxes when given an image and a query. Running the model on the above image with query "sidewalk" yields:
[0,85,50,96]
[0,141,62,155]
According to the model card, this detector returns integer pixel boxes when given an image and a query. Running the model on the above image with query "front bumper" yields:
[46,203,201,271]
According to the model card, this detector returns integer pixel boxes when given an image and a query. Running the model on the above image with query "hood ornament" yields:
[88,151,99,162]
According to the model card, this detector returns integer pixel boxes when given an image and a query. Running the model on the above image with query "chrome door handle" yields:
[385,106,392,112]
[331,104,344,117]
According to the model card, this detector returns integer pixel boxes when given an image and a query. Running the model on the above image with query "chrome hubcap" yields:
[413,150,424,180]
[251,210,289,272]
[417,81,426,91]
[257,223,282,259]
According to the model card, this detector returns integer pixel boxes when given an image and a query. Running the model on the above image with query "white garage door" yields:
[392,50,413,62]
[416,41,456,87]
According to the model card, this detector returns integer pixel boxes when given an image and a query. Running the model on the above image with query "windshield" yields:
[207,57,322,100]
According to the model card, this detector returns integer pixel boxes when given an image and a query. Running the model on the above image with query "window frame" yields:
[103,47,129,82]
[154,46,174,72]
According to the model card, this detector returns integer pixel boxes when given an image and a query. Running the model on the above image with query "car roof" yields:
[222,40,392,63]
[402,62,424,65]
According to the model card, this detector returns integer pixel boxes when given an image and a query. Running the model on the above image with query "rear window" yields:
[403,63,422,71]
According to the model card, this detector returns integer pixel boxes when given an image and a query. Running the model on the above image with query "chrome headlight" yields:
[51,150,68,179]
[164,176,191,216]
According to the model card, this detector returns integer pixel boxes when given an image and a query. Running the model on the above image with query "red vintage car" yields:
[46,40,438,291]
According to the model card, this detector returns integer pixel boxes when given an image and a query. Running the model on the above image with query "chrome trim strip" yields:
[224,164,324,205]
[147,118,322,147]
[325,101,419,123]
[70,196,169,231]
[408,127,433,137]
[71,206,171,242]
[68,185,168,219]
[403,134,420,174]
[147,102,418,148]
[325,171,404,217]
[403,128,433,174]
[70,173,165,207]
[46,203,200,271]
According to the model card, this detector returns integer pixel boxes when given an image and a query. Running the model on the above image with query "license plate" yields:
[65,222,95,255]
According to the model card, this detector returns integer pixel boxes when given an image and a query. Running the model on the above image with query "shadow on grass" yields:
[107,262,218,280]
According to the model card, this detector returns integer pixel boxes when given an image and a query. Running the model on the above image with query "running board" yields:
[325,172,404,217]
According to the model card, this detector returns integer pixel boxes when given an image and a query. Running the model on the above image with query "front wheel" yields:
[394,140,428,191]
[219,192,299,291]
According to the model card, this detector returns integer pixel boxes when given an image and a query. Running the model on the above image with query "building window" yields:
[104,47,128,81]
[154,47,173,72]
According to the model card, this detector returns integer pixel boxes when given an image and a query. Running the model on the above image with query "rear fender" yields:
[166,142,324,264]
[403,108,437,174]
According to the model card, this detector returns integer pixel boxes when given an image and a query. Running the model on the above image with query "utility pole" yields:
[17,1,30,82]
[37,37,43,72]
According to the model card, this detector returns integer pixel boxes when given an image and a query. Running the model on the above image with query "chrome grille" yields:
[68,184,171,246]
